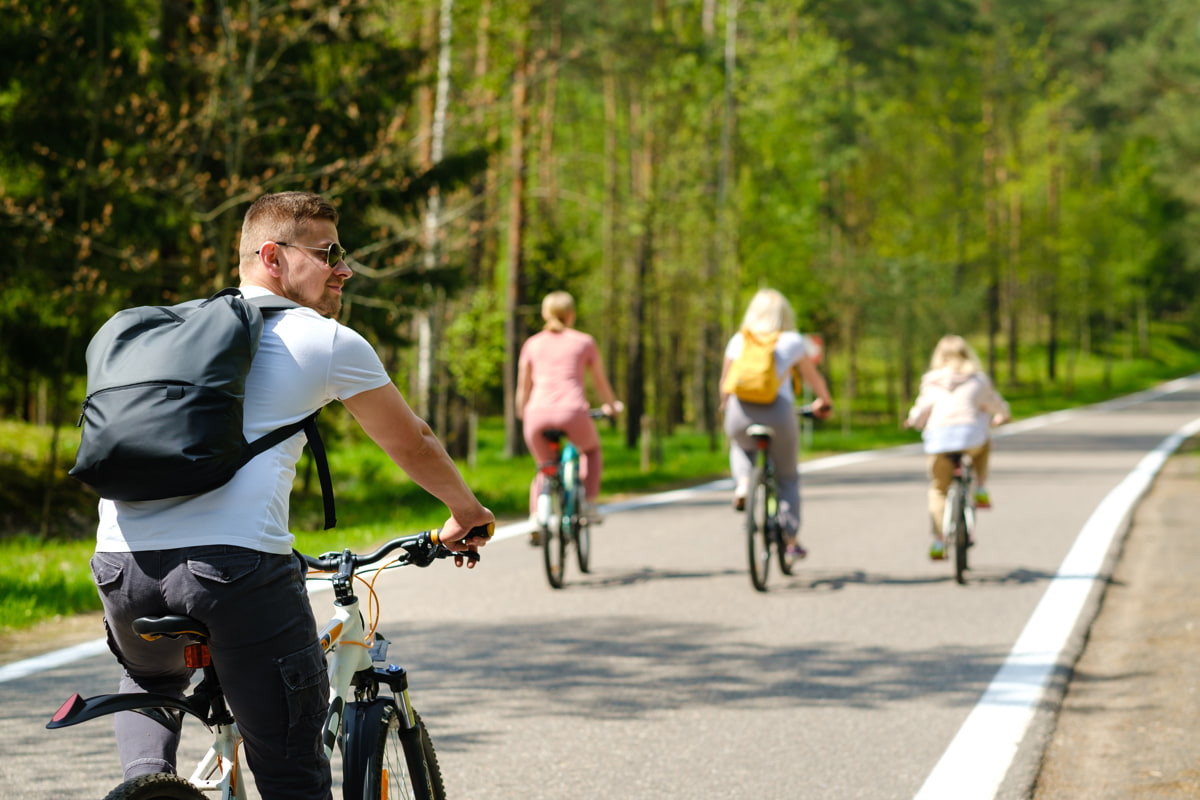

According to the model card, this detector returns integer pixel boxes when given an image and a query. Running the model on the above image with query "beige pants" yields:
[927,441,991,537]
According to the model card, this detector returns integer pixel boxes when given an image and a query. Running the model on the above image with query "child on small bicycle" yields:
[905,334,1010,560]
[517,291,623,531]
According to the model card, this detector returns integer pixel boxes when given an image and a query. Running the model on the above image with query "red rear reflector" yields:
[184,644,211,668]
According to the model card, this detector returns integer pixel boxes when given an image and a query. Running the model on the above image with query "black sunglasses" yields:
[260,241,348,268]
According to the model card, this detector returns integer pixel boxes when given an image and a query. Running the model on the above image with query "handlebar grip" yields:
[432,522,494,546]
[465,522,494,541]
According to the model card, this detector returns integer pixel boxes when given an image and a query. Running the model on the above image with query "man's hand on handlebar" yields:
[437,512,496,568]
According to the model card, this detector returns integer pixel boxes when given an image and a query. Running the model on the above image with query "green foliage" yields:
[0,536,103,633]
[444,289,508,405]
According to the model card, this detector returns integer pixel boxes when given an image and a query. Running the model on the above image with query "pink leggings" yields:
[522,406,602,514]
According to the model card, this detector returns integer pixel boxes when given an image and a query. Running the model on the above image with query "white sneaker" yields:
[733,478,749,511]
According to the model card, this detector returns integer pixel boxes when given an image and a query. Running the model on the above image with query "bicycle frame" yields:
[318,562,421,760]
[536,440,580,522]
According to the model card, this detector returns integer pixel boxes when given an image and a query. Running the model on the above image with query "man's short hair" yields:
[240,192,339,264]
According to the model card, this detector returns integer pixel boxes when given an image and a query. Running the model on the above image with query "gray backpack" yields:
[70,288,335,528]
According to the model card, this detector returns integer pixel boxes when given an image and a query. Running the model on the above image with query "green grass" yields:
[3,341,1199,636]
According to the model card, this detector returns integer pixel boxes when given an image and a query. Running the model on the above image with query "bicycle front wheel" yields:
[776,515,797,576]
[573,499,591,574]
[102,774,205,800]
[542,486,567,589]
[745,463,771,592]
[344,699,445,800]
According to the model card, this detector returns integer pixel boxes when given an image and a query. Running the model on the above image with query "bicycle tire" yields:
[574,510,591,574]
[542,483,567,589]
[776,513,797,576]
[954,491,970,585]
[945,480,969,584]
[102,773,205,800]
[746,462,771,592]
[344,699,445,800]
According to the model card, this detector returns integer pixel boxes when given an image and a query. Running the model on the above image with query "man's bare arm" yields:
[343,384,493,545]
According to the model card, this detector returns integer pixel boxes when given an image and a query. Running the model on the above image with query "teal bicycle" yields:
[534,409,608,589]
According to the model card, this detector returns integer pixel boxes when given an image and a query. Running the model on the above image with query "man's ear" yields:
[258,241,283,277]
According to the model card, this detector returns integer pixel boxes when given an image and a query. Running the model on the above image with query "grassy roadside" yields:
[2,352,1198,635]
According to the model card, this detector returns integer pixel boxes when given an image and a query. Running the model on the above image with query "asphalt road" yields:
[3,376,1198,799]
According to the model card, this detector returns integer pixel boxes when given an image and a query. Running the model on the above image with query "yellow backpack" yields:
[722,329,783,404]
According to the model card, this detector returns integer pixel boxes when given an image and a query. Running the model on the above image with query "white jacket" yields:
[906,368,1009,454]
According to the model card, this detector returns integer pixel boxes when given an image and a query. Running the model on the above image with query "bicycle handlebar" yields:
[301,523,493,573]
[798,402,832,419]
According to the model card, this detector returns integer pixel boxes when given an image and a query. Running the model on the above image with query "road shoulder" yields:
[1032,439,1200,798]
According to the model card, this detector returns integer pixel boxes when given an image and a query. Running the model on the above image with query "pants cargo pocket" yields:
[276,639,330,759]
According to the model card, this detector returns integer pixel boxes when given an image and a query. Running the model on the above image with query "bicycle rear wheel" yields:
[102,774,205,800]
[945,481,969,584]
[542,485,567,589]
[343,699,445,800]
[746,463,772,592]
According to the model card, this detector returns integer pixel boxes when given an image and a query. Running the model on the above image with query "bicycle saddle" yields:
[132,615,210,642]
[746,424,775,439]
[541,428,567,442]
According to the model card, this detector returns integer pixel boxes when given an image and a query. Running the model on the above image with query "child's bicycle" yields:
[46,525,492,800]
[743,404,820,592]
[533,409,609,589]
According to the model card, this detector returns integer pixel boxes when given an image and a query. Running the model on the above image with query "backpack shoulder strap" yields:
[246,293,303,314]
[243,410,336,530]
[239,295,336,530]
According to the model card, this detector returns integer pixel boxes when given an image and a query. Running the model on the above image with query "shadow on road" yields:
[391,614,1020,752]
[771,565,1060,592]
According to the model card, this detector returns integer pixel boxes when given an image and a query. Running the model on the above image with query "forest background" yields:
[4,0,1200,549]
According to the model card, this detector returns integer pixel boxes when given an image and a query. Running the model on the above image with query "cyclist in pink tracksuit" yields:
[905,335,1011,560]
[517,291,622,528]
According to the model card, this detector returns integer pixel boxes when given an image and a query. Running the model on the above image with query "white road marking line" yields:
[0,638,110,684]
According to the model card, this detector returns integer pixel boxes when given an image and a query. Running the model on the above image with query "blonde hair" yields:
[929,334,983,374]
[239,192,339,266]
[541,291,575,332]
[740,288,796,336]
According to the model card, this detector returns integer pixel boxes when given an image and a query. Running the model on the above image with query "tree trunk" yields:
[1046,110,1061,383]
[1006,186,1021,385]
[503,26,531,458]
[624,97,654,451]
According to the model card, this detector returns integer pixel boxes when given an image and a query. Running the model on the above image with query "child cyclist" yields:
[905,334,1010,560]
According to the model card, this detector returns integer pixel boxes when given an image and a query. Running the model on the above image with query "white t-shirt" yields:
[95,288,392,555]
[724,330,812,403]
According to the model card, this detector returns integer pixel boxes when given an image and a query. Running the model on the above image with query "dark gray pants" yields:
[92,546,332,800]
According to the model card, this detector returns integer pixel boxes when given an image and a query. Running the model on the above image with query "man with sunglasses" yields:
[91,191,494,800]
